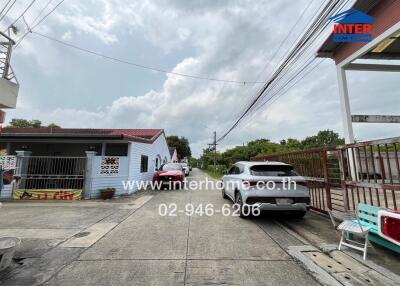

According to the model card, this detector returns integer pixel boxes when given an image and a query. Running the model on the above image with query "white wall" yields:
[88,156,129,198]
[0,184,12,199]
[0,78,19,108]
[128,134,171,193]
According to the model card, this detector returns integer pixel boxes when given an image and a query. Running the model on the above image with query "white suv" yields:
[180,163,190,176]
[222,161,310,218]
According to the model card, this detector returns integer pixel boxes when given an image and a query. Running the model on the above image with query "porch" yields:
[0,151,132,200]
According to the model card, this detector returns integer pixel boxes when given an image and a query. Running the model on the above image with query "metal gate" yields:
[14,156,87,200]
[251,136,400,214]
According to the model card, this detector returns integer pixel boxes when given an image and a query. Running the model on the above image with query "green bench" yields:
[356,203,400,254]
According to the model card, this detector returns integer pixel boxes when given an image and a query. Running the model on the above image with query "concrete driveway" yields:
[1,169,321,285]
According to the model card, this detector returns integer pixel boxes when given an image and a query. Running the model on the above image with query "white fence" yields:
[0,155,133,200]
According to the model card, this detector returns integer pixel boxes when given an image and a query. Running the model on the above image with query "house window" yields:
[140,155,148,173]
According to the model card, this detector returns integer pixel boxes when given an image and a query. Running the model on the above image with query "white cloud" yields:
[8,0,400,157]
[61,30,72,40]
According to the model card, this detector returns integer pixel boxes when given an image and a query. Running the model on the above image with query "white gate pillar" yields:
[336,67,355,144]
[15,150,31,190]
[84,151,97,199]
[336,67,357,181]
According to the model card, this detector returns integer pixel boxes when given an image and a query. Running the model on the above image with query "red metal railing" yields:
[251,137,400,214]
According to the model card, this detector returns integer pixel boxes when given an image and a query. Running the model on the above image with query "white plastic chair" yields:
[328,209,372,260]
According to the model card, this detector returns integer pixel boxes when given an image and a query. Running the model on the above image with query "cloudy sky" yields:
[2,0,399,156]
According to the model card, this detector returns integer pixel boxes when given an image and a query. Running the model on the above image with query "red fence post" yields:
[338,148,350,211]
[322,150,332,210]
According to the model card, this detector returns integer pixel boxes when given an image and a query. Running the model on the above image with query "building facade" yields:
[0,128,171,199]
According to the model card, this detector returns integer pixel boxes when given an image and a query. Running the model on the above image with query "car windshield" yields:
[250,165,299,176]
[161,164,182,171]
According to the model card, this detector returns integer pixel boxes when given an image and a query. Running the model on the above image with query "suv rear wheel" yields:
[221,189,228,199]
[235,192,249,218]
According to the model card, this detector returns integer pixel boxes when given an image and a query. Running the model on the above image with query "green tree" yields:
[197,130,344,177]
[286,138,303,150]
[8,119,39,128]
[30,120,42,128]
[166,136,192,159]
[301,130,344,149]
[8,118,60,128]
[47,123,61,129]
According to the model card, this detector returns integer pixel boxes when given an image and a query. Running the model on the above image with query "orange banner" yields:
[13,189,82,200]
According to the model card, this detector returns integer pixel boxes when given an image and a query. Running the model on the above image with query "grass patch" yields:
[204,170,223,180]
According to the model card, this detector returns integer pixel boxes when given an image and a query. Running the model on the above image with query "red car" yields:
[153,163,184,189]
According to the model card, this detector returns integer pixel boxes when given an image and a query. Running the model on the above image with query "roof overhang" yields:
[317,0,400,62]
[0,129,165,144]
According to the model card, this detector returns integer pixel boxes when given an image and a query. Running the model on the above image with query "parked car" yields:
[222,161,310,218]
[180,162,190,176]
[153,163,184,189]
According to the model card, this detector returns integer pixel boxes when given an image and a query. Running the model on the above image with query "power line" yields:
[0,0,16,22]
[30,31,267,85]
[0,0,13,18]
[225,0,317,131]
[15,0,64,47]
[256,0,317,84]
[3,0,37,33]
[30,0,55,26]
[225,59,326,138]
[234,2,346,137]
[216,0,348,143]
[30,0,65,30]
[219,0,349,141]
[247,0,350,119]
[254,59,326,116]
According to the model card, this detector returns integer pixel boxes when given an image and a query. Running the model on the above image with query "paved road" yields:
[1,169,320,285]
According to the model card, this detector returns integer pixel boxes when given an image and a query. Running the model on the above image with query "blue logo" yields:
[330,9,375,43]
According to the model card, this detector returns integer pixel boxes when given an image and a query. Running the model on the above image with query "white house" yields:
[168,147,179,162]
[0,128,171,199]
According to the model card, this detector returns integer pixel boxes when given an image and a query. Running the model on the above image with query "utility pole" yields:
[208,131,217,173]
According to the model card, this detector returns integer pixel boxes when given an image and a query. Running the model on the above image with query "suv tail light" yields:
[381,215,400,243]
[242,180,257,187]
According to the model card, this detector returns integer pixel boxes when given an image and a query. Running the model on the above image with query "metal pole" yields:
[213,131,216,173]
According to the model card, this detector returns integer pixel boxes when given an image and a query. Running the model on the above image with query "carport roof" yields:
[0,128,164,143]
[317,0,400,60]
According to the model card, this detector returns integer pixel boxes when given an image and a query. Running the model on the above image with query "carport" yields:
[317,0,400,144]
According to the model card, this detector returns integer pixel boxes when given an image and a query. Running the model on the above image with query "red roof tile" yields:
[0,128,164,143]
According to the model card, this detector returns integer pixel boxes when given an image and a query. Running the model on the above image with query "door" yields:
[223,165,239,200]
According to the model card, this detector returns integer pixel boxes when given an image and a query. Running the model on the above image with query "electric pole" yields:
[208,131,217,173]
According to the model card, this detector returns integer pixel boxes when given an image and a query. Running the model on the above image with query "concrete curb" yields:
[345,251,400,282]
[287,245,342,286]
[320,243,400,283]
